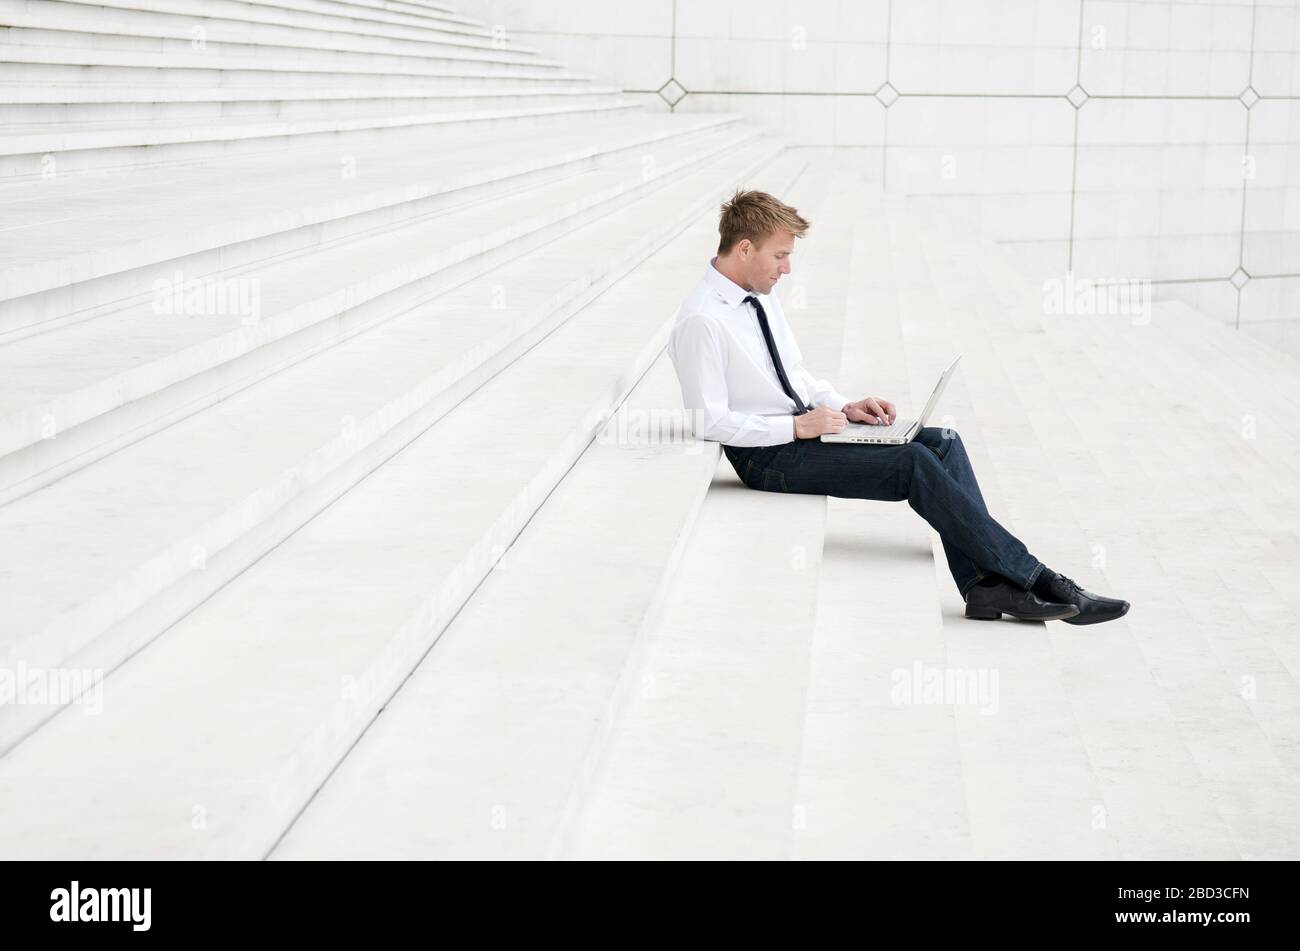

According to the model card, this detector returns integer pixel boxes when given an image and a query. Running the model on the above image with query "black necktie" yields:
[744,294,812,415]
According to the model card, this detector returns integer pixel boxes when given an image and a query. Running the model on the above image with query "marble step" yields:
[876,198,1130,858]
[269,358,723,859]
[0,149,807,859]
[918,216,1300,545]
[255,0,486,36]
[0,51,590,85]
[0,74,607,102]
[0,110,739,310]
[944,232,1300,551]
[0,34,574,80]
[918,214,1300,857]
[0,0,546,62]
[0,83,626,123]
[783,201,995,858]
[111,0,506,45]
[0,136,785,755]
[0,117,755,502]
[380,0,461,16]
[233,0,490,39]
[1041,318,1300,586]
[932,219,1300,437]
[558,453,827,860]
[915,216,1300,485]
[1022,346,1300,857]
[1078,320,1300,515]
[1152,302,1300,441]
[556,166,864,859]
[0,96,642,177]
[270,158,833,859]
[0,59,597,91]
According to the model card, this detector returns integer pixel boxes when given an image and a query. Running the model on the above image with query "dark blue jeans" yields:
[721,426,1044,599]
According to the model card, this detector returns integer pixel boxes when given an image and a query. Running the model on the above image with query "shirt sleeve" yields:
[796,364,854,412]
[669,314,797,447]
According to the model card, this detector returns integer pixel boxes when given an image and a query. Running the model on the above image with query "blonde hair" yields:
[717,189,810,256]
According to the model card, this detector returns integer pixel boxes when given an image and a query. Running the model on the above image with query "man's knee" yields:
[921,424,962,442]
[894,439,935,495]
[906,438,940,463]
[918,425,964,463]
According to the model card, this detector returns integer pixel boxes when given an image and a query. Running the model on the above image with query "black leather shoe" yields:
[964,581,1081,622]
[1040,572,1130,625]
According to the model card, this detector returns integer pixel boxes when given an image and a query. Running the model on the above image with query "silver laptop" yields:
[820,355,962,445]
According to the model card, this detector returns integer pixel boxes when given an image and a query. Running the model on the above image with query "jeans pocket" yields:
[760,467,788,493]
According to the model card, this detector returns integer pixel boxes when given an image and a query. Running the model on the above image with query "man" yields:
[667,189,1129,624]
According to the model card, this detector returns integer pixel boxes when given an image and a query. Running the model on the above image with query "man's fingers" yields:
[866,397,896,424]
[846,402,890,424]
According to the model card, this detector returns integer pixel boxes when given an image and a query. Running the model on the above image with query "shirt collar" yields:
[704,256,756,310]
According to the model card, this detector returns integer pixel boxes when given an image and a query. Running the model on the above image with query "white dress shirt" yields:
[667,256,852,447]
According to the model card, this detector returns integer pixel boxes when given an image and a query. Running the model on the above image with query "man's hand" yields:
[794,405,848,439]
[842,397,897,425]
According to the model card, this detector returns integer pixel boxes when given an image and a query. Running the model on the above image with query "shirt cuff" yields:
[778,414,797,444]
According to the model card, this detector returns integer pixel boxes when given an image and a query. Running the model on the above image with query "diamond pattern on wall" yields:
[624,3,1293,332]
[656,78,687,107]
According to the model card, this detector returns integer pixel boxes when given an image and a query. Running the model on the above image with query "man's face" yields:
[742,231,795,295]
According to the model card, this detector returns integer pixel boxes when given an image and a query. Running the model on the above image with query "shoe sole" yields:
[965,604,1081,622]
[1061,602,1130,625]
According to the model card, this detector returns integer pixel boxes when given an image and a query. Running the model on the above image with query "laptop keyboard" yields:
[852,417,913,437]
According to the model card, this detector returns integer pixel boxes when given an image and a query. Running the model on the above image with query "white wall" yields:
[459,0,1300,355]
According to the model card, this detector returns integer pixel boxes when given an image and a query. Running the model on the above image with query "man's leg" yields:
[909,426,995,597]
[722,429,1044,598]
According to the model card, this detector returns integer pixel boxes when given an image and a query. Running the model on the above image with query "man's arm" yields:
[795,364,854,414]
[669,314,797,446]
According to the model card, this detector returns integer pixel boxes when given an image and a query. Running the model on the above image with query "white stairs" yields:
[2,0,1299,860]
